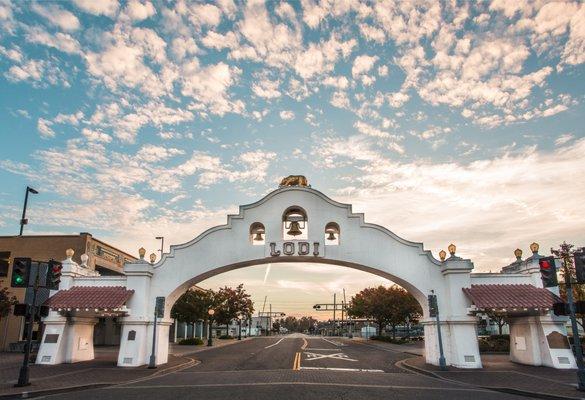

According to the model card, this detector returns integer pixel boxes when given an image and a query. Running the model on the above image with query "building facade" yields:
[0,233,136,351]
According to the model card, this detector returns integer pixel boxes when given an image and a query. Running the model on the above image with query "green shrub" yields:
[178,338,204,345]
[218,334,234,339]
[478,335,509,353]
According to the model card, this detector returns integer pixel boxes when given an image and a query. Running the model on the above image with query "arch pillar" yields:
[425,256,482,368]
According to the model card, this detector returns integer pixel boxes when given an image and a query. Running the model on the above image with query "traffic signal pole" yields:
[564,257,585,391]
[16,267,39,387]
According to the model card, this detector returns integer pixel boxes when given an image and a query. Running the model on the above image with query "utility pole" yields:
[15,267,39,387]
[333,293,336,336]
[155,236,164,256]
[269,303,272,336]
[563,255,585,390]
[19,186,39,236]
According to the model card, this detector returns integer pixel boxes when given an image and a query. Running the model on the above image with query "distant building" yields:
[0,233,137,351]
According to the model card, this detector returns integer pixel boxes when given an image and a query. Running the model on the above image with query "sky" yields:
[0,0,584,318]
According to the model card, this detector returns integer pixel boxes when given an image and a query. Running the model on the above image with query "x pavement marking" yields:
[304,352,358,362]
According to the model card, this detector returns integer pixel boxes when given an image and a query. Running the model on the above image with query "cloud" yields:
[72,0,119,17]
[37,118,55,138]
[31,3,80,31]
[279,110,295,120]
[354,120,389,138]
[125,0,156,21]
[82,128,112,143]
[351,54,377,77]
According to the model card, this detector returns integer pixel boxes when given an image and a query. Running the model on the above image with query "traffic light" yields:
[539,256,558,287]
[13,304,28,316]
[11,258,31,288]
[575,252,585,284]
[428,294,438,317]
[46,259,62,290]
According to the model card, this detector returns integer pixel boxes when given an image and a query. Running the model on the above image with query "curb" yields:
[397,358,584,400]
[0,355,198,399]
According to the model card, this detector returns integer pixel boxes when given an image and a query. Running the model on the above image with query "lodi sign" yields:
[266,241,324,258]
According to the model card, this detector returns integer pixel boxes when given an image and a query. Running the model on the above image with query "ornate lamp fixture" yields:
[530,242,539,254]
[150,253,157,264]
[514,248,523,261]
[448,243,456,256]
[138,247,146,260]
[439,250,447,261]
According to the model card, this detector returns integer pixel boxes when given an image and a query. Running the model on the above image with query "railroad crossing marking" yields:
[304,352,358,362]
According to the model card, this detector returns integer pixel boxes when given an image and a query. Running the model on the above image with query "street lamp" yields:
[207,309,215,346]
[155,236,164,256]
[237,315,242,340]
[19,186,38,236]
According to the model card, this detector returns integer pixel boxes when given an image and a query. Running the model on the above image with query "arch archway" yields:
[118,186,481,369]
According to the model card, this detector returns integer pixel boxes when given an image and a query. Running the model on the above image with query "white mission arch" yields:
[118,186,482,368]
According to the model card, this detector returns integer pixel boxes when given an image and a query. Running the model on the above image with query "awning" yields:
[463,284,561,312]
[45,286,134,311]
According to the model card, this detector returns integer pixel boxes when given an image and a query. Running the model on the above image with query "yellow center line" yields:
[292,352,301,370]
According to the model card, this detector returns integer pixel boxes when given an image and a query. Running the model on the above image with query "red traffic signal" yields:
[46,260,62,290]
[539,256,558,287]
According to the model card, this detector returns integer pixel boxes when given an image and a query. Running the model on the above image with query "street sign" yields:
[155,296,165,318]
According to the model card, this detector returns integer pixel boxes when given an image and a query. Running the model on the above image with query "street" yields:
[46,335,529,400]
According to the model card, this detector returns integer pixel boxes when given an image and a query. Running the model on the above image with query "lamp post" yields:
[237,315,242,340]
[19,186,38,236]
[207,309,215,346]
[155,236,164,256]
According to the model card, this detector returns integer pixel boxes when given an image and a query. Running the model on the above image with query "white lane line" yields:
[299,366,384,373]
[322,337,346,347]
[304,348,341,351]
[264,338,285,349]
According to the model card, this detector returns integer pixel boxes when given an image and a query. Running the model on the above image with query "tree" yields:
[0,283,18,322]
[484,312,507,335]
[214,284,254,334]
[171,289,215,323]
[347,285,422,338]
[553,242,585,328]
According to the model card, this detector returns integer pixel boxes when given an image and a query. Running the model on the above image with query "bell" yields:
[286,221,303,236]
[253,231,264,241]
[327,231,336,240]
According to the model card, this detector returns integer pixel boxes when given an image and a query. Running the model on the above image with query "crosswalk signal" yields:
[46,259,62,290]
[539,256,558,287]
[11,258,31,288]
[575,252,585,284]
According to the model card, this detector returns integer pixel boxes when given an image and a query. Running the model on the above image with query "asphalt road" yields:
[48,335,528,400]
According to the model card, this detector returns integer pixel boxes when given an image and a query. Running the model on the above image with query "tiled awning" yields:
[45,286,134,310]
[463,284,562,311]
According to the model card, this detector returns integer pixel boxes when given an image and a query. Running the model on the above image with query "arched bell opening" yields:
[282,206,308,240]
[324,222,340,245]
[249,222,266,245]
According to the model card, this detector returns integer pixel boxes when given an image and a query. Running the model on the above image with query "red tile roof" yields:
[463,284,562,309]
[45,286,134,309]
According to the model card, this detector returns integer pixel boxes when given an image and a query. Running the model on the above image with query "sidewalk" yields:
[0,338,251,398]
[351,336,425,356]
[402,354,585,400]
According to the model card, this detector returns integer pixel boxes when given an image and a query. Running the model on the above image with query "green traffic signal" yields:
[11,258,31,288]
[14,275,24,284]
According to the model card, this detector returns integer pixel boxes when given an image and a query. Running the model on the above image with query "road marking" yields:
[292,352,301,370]
[305,348,341,351]
[264,338,285,349]
[322,337,346,347]
[301,338,308,350]
[299,366,384,373]
[304,352,357,362]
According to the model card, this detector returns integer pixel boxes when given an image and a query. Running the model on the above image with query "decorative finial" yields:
[138,247,146,259]
[65,248,74,259]
[439,250,446,262]
[530,242,539,254]
[149,253,157,264]
[80,253,89,267]
[514,248,523,261]
[448,243,456,256]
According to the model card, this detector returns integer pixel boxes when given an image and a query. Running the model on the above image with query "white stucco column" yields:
[428,255,482,369]
[117,259,153,367]
[36,314,98,364]
[509,314,576,368]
